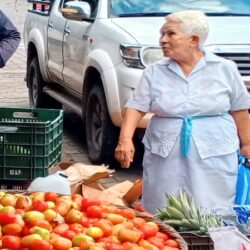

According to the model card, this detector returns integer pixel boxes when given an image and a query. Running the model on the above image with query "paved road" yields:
[0,0,142,188]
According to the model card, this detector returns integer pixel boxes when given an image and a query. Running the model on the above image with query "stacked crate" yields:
[0,107,63,190]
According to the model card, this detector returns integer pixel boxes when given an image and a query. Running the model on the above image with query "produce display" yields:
[0,191,184,250]
[156,190,223,234]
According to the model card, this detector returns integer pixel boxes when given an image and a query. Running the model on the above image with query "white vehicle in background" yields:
[24,0,250,165]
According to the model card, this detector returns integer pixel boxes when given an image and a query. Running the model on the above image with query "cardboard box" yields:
[49,162,142,207]
[81,179,143,207]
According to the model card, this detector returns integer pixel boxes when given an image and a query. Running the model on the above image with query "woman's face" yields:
[159,20,194,60]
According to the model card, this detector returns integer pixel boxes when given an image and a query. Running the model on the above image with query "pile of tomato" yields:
[0,191,181,250]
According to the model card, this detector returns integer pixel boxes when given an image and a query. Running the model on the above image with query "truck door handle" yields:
[64,28,71,35]
[48,22,53,28]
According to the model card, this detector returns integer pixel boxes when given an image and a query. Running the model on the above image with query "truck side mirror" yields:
[61,1,91,20]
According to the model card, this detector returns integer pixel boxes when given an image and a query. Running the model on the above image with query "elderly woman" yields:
[115,10,250,213]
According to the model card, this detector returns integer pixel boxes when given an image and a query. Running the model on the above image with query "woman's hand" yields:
[115,139,135,168]
[115,108,145,168]
[231,109,250,166]
[240,144,250,159]
[240,144,250,167]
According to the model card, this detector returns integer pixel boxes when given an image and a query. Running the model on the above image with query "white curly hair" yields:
[165,10,209,50]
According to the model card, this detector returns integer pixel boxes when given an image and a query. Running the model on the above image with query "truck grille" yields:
[216,53,250,76]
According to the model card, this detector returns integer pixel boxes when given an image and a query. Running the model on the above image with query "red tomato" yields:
[86,205,103,218]
[155,231,169,241]
[69,223,84,233]
[34,220,53,232]
[105,213,125,224]
[147,236,164,248]
[88,217,99,224]
[71,194,83,205]
[54,201,71,216]
[131,217,146,228]
[162,247,179,250]
[122,241,135,250]
[44,192,59,202]
[53,223,70,236]
[51,236,72,250]
[65,209,83,224]
[80,216,90,227]
[117,228,141,243]
[2,223,23,236]
[118,209,136,220]
[21,225,31,236]
[79,238,95,250]
[100,204,120,214]
[62,229,76,240]
[138,239,159,250]
[164,239,178,248]
[81,198,101,210]
[15,208,25,215]
[108,235,121,244]
[93,219,113,236]
[14,214,25,227]
[134,202,144,212]
[29,239,52,250]
[31,200,48,212]
[139,222,159,239]
[107,243,125,250]
[2,235,21,249]
[97,237,112,244]
[0,212,16,225]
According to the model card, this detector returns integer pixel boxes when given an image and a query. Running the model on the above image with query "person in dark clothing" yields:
[0,10,21,68]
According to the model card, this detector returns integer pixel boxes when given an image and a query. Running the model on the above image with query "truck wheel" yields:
[86,85,119,166]
[27,57,61,109]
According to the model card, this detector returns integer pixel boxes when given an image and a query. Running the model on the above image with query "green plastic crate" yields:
[0,107,63,180]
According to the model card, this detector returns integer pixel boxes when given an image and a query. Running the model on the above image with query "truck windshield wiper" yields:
[118,12,169,17]
[206,13,250,16]
[118,12,250,17]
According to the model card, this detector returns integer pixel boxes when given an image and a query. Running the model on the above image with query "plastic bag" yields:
[209,226,250,250]
[27,171,71,195]
[235,155,250,205]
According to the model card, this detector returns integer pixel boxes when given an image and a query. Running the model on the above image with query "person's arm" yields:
[0,10,21,68]
[230,109,250,158]
[115,108,145,168]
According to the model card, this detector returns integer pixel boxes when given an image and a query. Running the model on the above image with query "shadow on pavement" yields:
[63,108,86,147]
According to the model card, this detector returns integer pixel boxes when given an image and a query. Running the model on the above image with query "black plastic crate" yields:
[0,107,63,181]
[180,232,214,250]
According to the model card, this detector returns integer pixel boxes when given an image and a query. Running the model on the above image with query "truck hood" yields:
[111,17,164,45]
[111,16,250,51]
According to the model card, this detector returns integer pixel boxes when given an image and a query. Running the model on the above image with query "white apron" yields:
[141,134,238,214]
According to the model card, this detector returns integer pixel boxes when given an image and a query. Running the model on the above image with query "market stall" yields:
[0,107,249,249]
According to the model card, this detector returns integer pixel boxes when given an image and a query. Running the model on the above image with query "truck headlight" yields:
[120,44,164,69]
[141,47,164,67]
[120,44,144,68]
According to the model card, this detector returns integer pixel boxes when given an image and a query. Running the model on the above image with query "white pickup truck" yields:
[24,0,250,165]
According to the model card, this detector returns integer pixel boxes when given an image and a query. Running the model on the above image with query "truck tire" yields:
[27,57,61,109]
[85,84,119,166]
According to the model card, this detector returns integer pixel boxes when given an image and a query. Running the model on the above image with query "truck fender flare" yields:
[28,29,50,82]
[84,49,122,127]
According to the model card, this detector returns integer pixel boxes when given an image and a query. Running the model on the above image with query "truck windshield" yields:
[110,0,250,17]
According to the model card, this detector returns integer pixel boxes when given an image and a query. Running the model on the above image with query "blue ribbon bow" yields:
[179,113,227,157]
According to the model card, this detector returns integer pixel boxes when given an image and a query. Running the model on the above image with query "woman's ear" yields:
[191,35,199,47]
